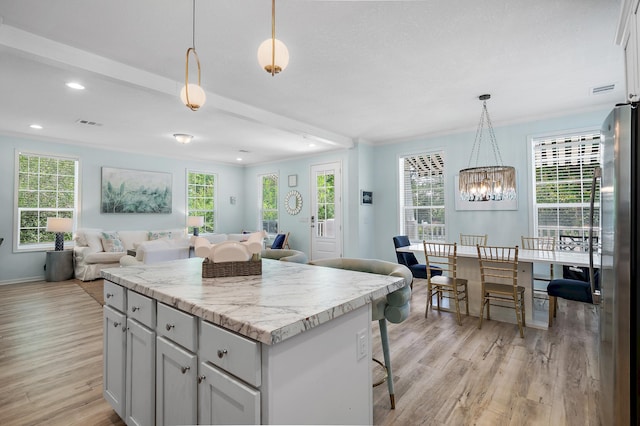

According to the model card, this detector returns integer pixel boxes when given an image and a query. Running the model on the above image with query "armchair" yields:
[547,270,599,327]
[392,235,442,281]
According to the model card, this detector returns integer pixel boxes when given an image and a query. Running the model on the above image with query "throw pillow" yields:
[148,231,172,240]
[101,231,125,252]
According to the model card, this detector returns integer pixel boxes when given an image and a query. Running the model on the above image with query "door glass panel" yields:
[316,171,335,238]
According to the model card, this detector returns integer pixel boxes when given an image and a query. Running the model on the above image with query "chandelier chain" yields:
[483,101,505,166]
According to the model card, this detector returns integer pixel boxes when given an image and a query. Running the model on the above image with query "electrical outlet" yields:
[356,328,367,360]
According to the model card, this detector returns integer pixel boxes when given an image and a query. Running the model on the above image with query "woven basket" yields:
[202,258,262,278]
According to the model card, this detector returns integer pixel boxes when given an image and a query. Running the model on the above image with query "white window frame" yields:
[529,130,602,251]
[186,170,217,233]
[258,173,279,234]
[14,150,79,252]
[398,151,446,242]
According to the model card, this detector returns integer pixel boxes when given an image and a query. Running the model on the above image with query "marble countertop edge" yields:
[101,260,406,345]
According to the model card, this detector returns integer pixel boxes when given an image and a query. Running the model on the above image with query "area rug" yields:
[75,279,104,305]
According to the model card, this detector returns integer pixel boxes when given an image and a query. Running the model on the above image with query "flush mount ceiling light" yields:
[173,133,193,144]
[257,0,289,76]
[180,0,206,111]
[29,124,43,129]
[458,94,516,202]
[65,82,85,90]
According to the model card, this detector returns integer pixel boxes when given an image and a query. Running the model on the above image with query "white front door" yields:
[310,162,342,260]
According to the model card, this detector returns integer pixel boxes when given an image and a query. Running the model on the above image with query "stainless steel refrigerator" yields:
[599,103,638,425]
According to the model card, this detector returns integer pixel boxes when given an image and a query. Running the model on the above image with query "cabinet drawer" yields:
[199,321,261,387]
[104,280,126,312]
[157,303,198,352]
[127,291,156,328]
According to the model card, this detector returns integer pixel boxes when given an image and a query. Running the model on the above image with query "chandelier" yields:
[257,0,289,76]
[459,94,516,202]
[180,0,206,111]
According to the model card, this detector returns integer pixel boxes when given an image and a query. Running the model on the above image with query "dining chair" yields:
[547,270,599,327]
[459,233,488,246]
[521,236,556,302]
[476,245,525,338]
[423,242,468,325]
[392,235,443,282]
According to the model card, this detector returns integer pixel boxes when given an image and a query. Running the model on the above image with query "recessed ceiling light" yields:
[173,133,193,144]
[66,82,85,90]
[236,157,243,162]
[29,124,43,129]
[308,143,316,148]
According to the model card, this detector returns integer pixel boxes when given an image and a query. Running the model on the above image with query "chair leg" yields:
[514,298,524,338]
[425,282,432,318]
[378,318,396,409]
[520,292,526,328]
[486,296,491,320]
[452,286,462,325]
[548,295,555,327]
[464,284,470,316]
[478,297,486,329]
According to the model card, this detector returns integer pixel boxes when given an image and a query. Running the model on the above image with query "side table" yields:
[45,250,74,282]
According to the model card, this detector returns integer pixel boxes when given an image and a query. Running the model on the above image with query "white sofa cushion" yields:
[119,230,149,251]
[84,251,128,264]
[74,228,104,253]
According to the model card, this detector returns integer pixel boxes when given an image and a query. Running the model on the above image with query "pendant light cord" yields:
[192,0,196,50]
[271,0,276,76]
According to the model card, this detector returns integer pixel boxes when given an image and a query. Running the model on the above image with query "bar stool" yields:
[307,258,412,409]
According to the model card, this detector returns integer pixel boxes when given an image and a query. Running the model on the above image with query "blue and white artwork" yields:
[101,167,172,213]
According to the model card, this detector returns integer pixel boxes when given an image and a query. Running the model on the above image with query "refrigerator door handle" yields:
[588,166,601,304]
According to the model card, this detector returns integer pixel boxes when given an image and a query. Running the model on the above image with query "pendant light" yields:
[458,94,516,202]
[180,0,206,110]
[257,0,289,76]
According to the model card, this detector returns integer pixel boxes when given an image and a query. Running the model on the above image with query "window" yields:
[260,174,278,233]
[531,132,601,251]
[187,171,216,233]
[399,152,445,242]
[15,152,78,251]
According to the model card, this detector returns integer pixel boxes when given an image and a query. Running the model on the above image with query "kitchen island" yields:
[101,257,407,425]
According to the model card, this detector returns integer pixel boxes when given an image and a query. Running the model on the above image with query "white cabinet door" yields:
[198,362,260,425]
[103,306,127,418]
[156,337,198,426]
[126,318,155,426]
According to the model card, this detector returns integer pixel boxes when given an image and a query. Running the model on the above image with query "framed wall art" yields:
[101,167,172,213]
[361,190,373,205]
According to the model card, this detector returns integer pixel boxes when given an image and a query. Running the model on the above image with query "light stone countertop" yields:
[101,258,406,345]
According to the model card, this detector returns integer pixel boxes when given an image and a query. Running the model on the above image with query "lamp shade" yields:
[180,83,206,110]
[187,216,204,227]
[46,217,73,233]
[257,38,289,74]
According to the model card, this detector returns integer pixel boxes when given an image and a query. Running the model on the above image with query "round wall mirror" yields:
[285,190,303,215]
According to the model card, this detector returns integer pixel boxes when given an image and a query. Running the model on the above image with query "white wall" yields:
[372,107,612,262]
[0,107,613,283]
[0,136,244,284]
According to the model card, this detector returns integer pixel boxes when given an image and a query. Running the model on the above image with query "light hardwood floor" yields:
[0,279,601,425]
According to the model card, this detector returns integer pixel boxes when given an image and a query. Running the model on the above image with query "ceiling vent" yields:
[75,119,103,127]
[591,84,615,95]
[239,149,250,153]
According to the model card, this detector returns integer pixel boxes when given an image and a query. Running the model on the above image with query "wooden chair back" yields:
[476,245,519,288]
[520,236,555,251]
[460,233,488,246]
[423,241,458,280]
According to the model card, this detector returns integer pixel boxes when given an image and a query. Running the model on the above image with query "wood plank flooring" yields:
[0,278,601,425]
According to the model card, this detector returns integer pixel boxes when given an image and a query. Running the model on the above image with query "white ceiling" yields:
[0,0,626,165]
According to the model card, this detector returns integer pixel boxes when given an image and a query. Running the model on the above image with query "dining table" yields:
[396,243,593,329]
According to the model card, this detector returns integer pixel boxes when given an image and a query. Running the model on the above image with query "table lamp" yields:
[46,217,73,251]
[187,216,204,236]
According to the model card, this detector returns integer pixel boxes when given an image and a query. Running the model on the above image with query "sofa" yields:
[73,228,188,281]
